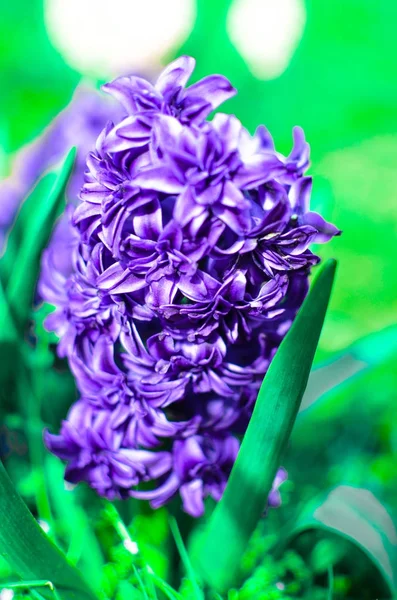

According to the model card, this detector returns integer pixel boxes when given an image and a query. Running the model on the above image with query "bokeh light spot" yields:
[44,0,196,78]
[227,0,306,80]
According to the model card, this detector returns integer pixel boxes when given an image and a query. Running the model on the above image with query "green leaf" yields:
[0,176,51,288]
[193,259,337,593]
[44,456,104,589]
[0,276,36,407]
[2,147,76,331]
[0,276,19,381]
[0,459,97,600]
[281,485,397,598]
[301,323,397,411]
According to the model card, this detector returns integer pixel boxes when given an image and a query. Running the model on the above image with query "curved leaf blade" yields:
[4,147,76,330]
[0,176,54,289]
[301,323,397,411]
[281,486,397,598]
[0,459,97,600]
[194,259,337,593]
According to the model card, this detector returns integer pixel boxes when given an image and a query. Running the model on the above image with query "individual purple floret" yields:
[44,400,173,500]
[41,56,339,516]
[267,467,288,508]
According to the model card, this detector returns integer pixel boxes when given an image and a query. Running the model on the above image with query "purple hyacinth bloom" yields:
[41,56,340,516]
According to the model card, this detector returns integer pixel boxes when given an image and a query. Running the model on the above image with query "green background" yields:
[1,1,397,597]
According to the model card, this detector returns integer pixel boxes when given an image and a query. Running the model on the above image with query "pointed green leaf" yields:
[3,147,76,331]
[193,259,337,593]
[0,176,54,289]
[0,276,17,342]
[0,274,24,383]
[280,486,397,598]
[0,459,97,600]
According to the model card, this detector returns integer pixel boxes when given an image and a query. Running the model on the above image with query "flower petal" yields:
[182,75,237,123]
[155,56,196,97]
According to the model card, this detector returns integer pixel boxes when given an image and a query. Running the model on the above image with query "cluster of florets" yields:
[40,56,339,517]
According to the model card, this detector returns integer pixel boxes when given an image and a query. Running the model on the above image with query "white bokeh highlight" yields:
[44,0,196,78]
[38,519,51,533]
[227,0,306,80]
[123,539,139,554]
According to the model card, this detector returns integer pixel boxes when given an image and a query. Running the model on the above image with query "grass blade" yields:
[169,518,203,600]
[327,565,334,600]
[0,460,97,600]
[193,259,337,593]
[132,565,150,600]
[147,571,182,600]
[3,580,62,600]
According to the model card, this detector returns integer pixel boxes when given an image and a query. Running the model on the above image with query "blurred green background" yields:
[1,1,397,597]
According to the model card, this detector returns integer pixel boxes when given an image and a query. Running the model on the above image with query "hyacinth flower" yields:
[40,56,340,518]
